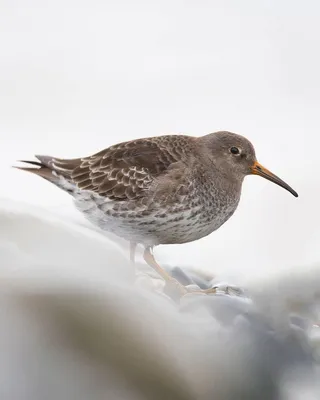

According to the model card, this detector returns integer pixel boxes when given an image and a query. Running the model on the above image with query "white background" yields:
[1,0,319,281]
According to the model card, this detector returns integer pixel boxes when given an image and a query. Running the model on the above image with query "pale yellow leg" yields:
[200,287,217,295]
[143,247,188,297]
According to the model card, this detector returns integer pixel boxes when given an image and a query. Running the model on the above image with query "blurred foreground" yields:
[1,199,320,400]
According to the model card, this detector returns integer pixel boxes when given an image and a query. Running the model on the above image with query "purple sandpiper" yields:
[16,131,298,297]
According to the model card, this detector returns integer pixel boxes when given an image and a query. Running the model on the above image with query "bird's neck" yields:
[194,144,244,193]
[212,165,244,199]
[189,159,243,207]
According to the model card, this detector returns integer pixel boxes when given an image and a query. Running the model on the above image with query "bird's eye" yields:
[230,146,240,155]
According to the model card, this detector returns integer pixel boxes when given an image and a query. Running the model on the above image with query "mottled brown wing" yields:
[50,136,190,201]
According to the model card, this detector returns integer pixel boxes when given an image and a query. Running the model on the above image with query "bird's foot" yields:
[184,285,217,297]
[142,247,219,301]
[183,284,246,298]
[164,280,218,302]
[163,277,189,301]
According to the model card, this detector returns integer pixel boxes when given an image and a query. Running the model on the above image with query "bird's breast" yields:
[71,175,241,246]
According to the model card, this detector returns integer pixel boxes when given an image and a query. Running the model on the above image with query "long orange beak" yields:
[251,161,298,197]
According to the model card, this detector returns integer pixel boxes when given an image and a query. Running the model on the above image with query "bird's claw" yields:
[164,279,220,302]
[184,285,217,297]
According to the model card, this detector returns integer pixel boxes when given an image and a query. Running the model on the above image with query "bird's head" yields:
[200,131,298,197]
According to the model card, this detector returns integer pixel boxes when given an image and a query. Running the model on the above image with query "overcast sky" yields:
[1,0,320,281]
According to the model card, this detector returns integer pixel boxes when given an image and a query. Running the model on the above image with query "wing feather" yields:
[48,135,194,201]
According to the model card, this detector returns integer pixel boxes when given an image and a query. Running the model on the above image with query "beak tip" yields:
[252,162,299,198]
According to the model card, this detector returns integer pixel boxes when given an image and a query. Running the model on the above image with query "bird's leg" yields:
[199,287,218,295]
[142,247,218,300]
[130,242,137,264]
[143,247,188,298]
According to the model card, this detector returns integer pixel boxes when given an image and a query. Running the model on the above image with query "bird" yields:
[16,131,298,297]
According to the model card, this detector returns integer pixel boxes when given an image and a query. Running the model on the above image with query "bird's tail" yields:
[14,156,58,182]
[14,154,79,188]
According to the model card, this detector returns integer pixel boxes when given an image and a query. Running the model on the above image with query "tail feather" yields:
[19,160,44,167]
[35,155,79,177]
[14,155,82,195]
[14,158,58,182]
[15,155,76,179]
[35,155,55,168]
